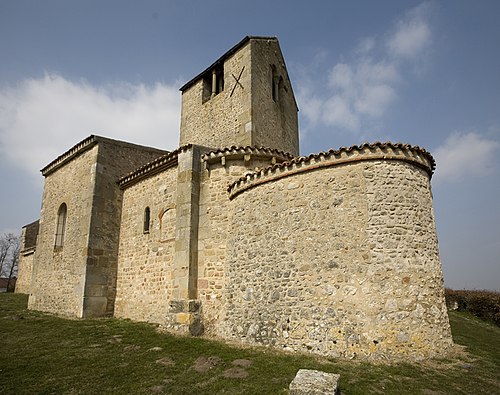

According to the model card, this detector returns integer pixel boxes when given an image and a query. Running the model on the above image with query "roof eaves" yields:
[118,144,193,189]
[41,135,98,176]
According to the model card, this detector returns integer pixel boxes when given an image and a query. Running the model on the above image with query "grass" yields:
[1,293,499,394]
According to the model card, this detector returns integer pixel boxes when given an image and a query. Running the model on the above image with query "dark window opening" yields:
[271,64,283,103]
[144,207,151,234]
[202,64,224,103]
[55,203,67,248]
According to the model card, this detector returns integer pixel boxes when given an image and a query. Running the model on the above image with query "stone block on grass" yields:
[289,369,340,395]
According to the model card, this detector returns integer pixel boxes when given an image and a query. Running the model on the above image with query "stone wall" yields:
[197,148,291,333]
[16,251,35,294]
[28,136,167,318]
[83,139,167,317]
[28,146,98,317]
[251,39,299,155]
[179,41,252,149]
[115,166,178,324]
[220,146,453,360]
[16,220,39,294]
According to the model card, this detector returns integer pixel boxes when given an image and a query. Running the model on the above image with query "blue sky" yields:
[0,1,498,290]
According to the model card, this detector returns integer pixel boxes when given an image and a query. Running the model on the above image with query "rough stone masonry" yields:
[16,36,453,361]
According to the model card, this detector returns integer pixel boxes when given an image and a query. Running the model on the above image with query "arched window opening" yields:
[55,203,67,248]
[202,64,224,103]
[143,207,151,234]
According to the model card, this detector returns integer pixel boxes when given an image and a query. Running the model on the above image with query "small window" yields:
[202,64,224,103]
[55,203,67,248]
[143,207,151,234]
[271,64,282,102]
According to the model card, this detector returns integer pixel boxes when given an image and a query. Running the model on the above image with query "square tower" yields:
[179,36,299,156]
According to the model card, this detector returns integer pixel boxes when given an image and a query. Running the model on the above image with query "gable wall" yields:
[250,40,299,155]
[28,146,98,317]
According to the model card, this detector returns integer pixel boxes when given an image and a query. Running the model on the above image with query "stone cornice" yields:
[228,142,435,199]
[118,144,192,189]
[41,135,98,176]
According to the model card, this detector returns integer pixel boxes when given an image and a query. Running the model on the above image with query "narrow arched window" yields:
[143,207,151,234]
[55,203,67,248]
[271,64,279,102]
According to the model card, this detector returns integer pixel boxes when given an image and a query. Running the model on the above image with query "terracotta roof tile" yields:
[228,142,436,197]
[118,144,192,189]
[201,145,295,162]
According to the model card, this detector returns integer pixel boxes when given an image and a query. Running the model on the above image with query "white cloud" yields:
[0,73,181,182]
[433,132,500,184]
[328,63,354,90]
[387,2,432,59]
[354,84,396,117]
[355,37,376,54]
[295,2,430,136]
[357,60,399,85]
[322,95,359,130]
[320,59,399,130]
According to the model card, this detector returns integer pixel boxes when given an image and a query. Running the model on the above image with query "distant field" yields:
[1,293,499,394]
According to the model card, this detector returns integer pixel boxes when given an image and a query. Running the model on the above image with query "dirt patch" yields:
[191,356,223,373]
[232,359,252,368]
[222,366,249,379]
[156,356,175,366]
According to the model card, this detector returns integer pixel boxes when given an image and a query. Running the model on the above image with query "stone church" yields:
[17,36,453,360]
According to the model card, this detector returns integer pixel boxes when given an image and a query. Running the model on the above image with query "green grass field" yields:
[1,293,499,394]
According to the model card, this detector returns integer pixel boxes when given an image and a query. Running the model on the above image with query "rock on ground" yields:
[289,369,340,395]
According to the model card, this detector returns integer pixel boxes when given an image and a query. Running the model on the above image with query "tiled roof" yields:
[228,142,436,198]
[201,145,295,163]
[118,144,192,189]
[41,135,167,176]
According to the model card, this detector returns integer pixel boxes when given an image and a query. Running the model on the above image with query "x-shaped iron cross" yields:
[230,66,245,97]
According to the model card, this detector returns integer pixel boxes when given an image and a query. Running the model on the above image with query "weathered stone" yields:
[289,369,340,395]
